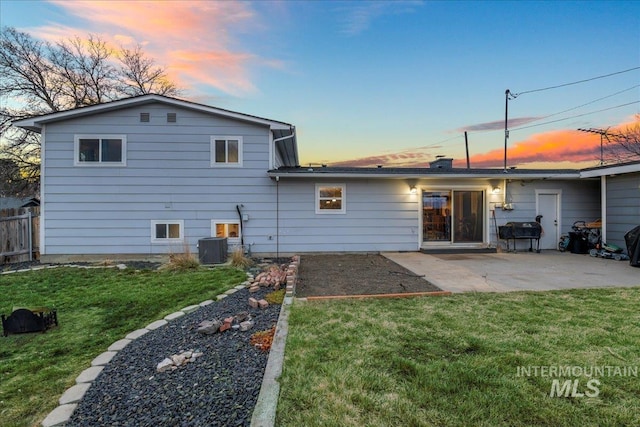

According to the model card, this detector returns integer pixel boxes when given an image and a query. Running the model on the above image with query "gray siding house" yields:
[581,161,640,249]
[14,94,602,260]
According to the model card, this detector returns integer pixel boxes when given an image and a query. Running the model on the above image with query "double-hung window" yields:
[75,135,126,166]
[315,184,346,214]
[151,220,184,243]
[211,136,243,167]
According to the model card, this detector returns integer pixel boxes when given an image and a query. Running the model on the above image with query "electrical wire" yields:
[536,85,640,121]
[512,66,640,96]
[511,100,639,132]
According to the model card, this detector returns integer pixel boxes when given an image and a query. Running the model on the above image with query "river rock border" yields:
[36,257,299,427]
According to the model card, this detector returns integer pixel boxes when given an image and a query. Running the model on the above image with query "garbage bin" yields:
[198,237,228,264]
[624,225,640,267]
[568,231,588,254]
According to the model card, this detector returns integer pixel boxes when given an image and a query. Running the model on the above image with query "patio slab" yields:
[382,251,640,293]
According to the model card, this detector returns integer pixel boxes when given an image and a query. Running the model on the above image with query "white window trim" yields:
[211,220,242,247]
[315,183,346,215]
[74,134,127,166]
[210,136,243,167]
[150,220,184,244]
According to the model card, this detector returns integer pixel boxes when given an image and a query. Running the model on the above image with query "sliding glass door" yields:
[423,190,483,243]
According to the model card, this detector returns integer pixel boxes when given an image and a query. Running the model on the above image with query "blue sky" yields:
[2,0,639,168]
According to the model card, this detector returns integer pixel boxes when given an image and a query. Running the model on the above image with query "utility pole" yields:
[464,131,470,169]
[504,89,511,173]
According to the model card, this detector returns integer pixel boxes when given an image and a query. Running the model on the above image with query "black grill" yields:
[499,221,542,252]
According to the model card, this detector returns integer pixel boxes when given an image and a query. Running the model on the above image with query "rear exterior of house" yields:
[15,94,602,260]
[270,167,600,254]
[582,161,640,249]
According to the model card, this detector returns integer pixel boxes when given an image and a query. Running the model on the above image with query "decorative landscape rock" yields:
[240,320,254,331]
[67,257,296,427]
[197,319,222,335]
[157,350,202,372]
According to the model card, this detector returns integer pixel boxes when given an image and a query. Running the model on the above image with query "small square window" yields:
[316,184,346,214]
[151,220,184,243]
[167,112,177,123]
[211,136,243,167]
[140,112,150,122]
[212,220,241,247]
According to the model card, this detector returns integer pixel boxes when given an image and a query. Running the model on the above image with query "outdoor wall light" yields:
[492,186,501,194]
[410,186,417,195]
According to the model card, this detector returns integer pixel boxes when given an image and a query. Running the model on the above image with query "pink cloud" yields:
[327,117,639,169]
[33,0,277,96]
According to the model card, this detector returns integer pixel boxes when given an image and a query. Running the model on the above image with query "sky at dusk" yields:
[1,0,639,169]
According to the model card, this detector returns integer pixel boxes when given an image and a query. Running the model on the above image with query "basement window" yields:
[74,135,126,166]
[212,220,241,247]
[151,220,184,243]
[315,184,346,214]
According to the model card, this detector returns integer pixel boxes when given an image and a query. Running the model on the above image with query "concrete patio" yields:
[383,251,640,293]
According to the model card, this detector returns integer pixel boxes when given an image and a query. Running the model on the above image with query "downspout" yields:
[275,176,280,260]
[601,176,607,243]
[272,127,296,167]
[272,127,295,144]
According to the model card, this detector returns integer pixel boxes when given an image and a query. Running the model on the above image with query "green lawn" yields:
[278,289,640,426]
[0,266,246,427]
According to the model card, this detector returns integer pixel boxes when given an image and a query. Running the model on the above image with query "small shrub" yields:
[230,247,253,269]
[161,243,200,271]
[265,289,286,305]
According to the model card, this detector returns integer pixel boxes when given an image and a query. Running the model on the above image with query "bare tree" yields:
[118,45,180,97]
[610,115,640,161]
[0,26,181,197]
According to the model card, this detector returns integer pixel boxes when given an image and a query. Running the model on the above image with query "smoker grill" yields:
[498,221,543,253]
[2,307,58,337]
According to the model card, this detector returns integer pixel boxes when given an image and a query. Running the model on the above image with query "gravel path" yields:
[67,287,280,427]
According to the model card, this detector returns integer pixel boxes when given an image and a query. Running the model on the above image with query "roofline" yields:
[13,94,294,133]
[267,170,582,180]
[580,160,640,178]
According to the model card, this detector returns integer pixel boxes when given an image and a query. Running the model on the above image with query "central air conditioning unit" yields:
[197,237,228,264]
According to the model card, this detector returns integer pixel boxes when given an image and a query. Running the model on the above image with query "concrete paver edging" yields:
[250,255,299,427]
[32,267,255,427]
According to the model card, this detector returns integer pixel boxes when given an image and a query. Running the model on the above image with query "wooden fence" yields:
[0,207,40,264]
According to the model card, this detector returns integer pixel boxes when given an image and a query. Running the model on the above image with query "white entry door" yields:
[536,191,561,250]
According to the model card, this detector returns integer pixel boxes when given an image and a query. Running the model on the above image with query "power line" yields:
[512,66,640,97]
[511,100,639,131]
[536,84,640,121]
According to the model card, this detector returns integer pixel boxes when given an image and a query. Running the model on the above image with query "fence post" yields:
[28,210,33,261]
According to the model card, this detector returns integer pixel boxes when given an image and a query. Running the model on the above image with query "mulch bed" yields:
[296,253,441,297]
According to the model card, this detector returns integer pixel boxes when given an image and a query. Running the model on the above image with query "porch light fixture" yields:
[492,186,501,194]
[409,186,417,195]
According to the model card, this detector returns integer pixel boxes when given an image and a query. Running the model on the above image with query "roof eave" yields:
[12,94,294,132]
[267,171,582,180]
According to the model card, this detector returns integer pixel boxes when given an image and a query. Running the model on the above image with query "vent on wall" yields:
[140,112,150,122]
[167,113,177,123]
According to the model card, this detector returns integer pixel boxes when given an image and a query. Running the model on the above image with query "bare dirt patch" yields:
[296,253,441,297]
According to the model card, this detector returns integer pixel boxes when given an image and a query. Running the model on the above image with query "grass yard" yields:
[278,288,640,427]
[0,265,246,427]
